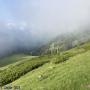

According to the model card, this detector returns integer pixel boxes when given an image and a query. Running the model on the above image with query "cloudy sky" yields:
[0,0,90,56]
[0,0,90,34]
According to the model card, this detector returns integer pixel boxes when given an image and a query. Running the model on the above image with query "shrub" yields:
[0,58,49,86]
[51,54,69,64]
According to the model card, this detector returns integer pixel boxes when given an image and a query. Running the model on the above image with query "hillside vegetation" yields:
[5,50,90,90]
[0,42,90,88]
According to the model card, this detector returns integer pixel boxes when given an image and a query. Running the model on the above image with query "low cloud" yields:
[0,0,90,57]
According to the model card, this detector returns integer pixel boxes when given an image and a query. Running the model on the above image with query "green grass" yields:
[6,51,90,90]
[0,42,90,85]
[0,42,90,89]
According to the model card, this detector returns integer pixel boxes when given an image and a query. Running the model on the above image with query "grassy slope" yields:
[0,54,36,67]
[6,51,90,90]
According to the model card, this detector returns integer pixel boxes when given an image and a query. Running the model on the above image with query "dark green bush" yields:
[0,58,49,86]
[51,54,69,64]
[63,52,74,57]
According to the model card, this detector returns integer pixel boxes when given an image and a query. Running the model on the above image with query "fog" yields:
[0,0,90,57]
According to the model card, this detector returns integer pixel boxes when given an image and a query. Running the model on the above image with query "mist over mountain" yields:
[0,0,90,57]
[33,29,90,55]
[0,1,90,89]
[0,25,51,57]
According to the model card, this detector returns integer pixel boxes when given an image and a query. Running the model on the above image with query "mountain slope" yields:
[0,41,90,87]
[6,51,90,90]
[33,30,90,55]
